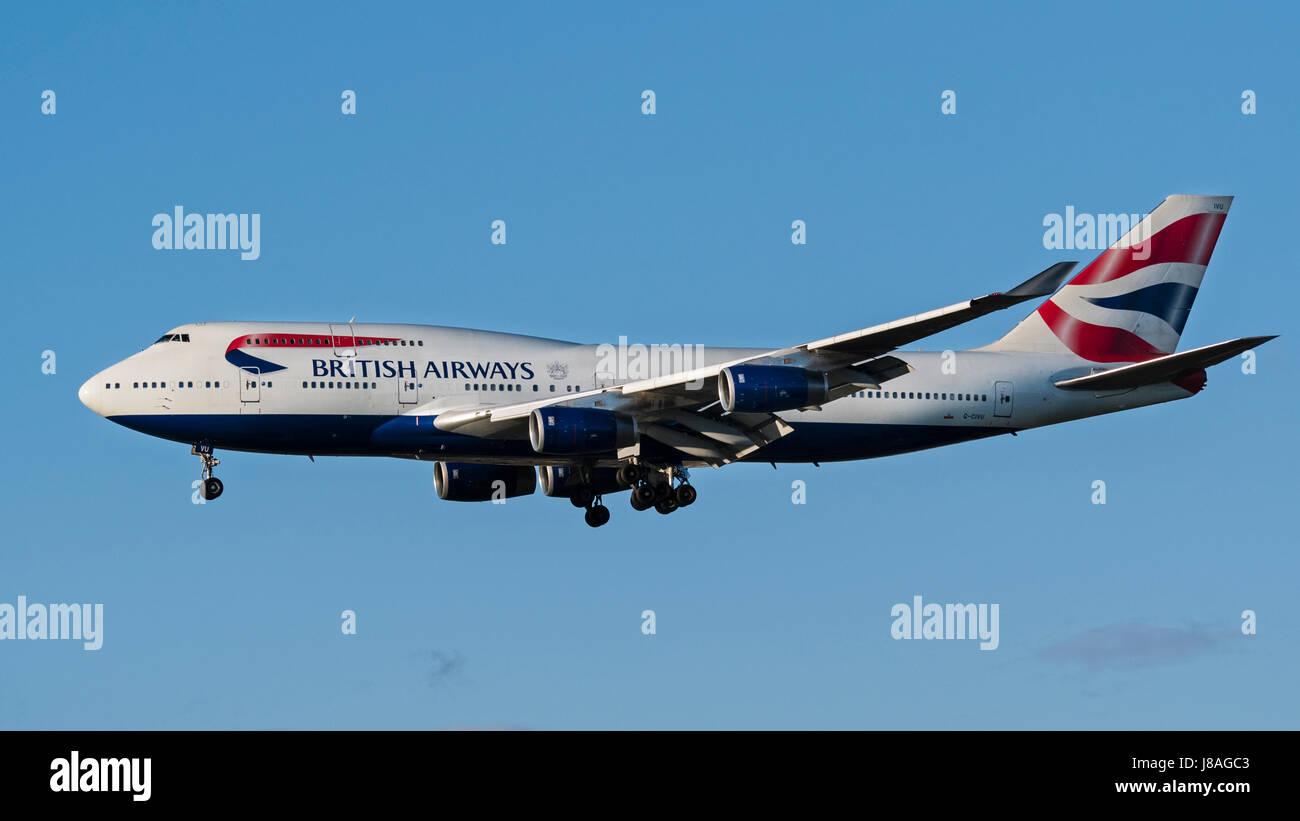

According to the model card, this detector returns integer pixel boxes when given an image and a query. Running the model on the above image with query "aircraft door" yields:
[993,381,1013,417]
[399,377,418,404]
[240,367,261,402]
[330,323,356,358]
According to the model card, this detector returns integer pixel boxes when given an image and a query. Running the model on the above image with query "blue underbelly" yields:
[107,414,1006,461]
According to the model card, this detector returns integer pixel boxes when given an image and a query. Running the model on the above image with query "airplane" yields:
[79,194,1274,526]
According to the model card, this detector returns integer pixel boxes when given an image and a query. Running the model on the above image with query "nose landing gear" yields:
[192,443,224,501]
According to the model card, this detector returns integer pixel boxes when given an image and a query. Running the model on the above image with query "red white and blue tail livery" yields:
[990,194,1229,362]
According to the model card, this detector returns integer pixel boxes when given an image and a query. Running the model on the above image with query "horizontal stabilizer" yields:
[1053,335,1277,391]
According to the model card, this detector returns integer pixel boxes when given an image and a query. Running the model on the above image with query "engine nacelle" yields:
[433,462,536,502]
[529,407,638,455]
[538,465,631,497]
[718,365,829,413]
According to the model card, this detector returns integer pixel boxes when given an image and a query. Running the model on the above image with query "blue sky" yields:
[1,1,1295,729]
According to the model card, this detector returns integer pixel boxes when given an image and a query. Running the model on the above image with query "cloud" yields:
[1038,621,1223,672]
[426,650,465,688]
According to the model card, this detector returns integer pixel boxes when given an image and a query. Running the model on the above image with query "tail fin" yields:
[988,194,1232,361]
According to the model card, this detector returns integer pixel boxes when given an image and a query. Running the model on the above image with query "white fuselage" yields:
[79,321,1195,466]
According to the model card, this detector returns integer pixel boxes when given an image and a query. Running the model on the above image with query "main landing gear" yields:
[192,443,224,501]
[621,463,696,515]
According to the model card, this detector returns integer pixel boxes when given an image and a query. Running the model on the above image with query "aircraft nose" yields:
[79,373,105,416]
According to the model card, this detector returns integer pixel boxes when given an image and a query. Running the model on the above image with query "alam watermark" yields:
[1042,205,1150,258]
[890,595,999,651]
[0,596,103,650]
[151,205,260,261]
[594,336,708,389]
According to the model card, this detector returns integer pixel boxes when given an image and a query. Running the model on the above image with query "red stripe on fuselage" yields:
[225,334,400,353]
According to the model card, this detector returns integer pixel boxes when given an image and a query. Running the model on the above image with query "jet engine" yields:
[529,407,637,455]
[433,462,537,502]
[538,465,631,497]
[718,365,829,412]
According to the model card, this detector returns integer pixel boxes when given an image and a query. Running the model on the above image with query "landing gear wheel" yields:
[652,482,673,503]
[584,504,611,527]
[570,487,594,508]
[633,484,657,506]
[617,464,642,486]
[654,496,679,515]
[192,443,223,501]
[630,492,652,511]
[202,477,224,500]
[674,484,696,507]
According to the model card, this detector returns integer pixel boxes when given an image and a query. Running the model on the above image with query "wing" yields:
[432,262,1078,464]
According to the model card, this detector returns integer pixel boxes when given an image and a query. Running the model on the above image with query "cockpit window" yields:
[153,333,191,344]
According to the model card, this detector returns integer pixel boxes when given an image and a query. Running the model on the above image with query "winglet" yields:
[1003,261,1079,298]
[972,262,1078,310]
